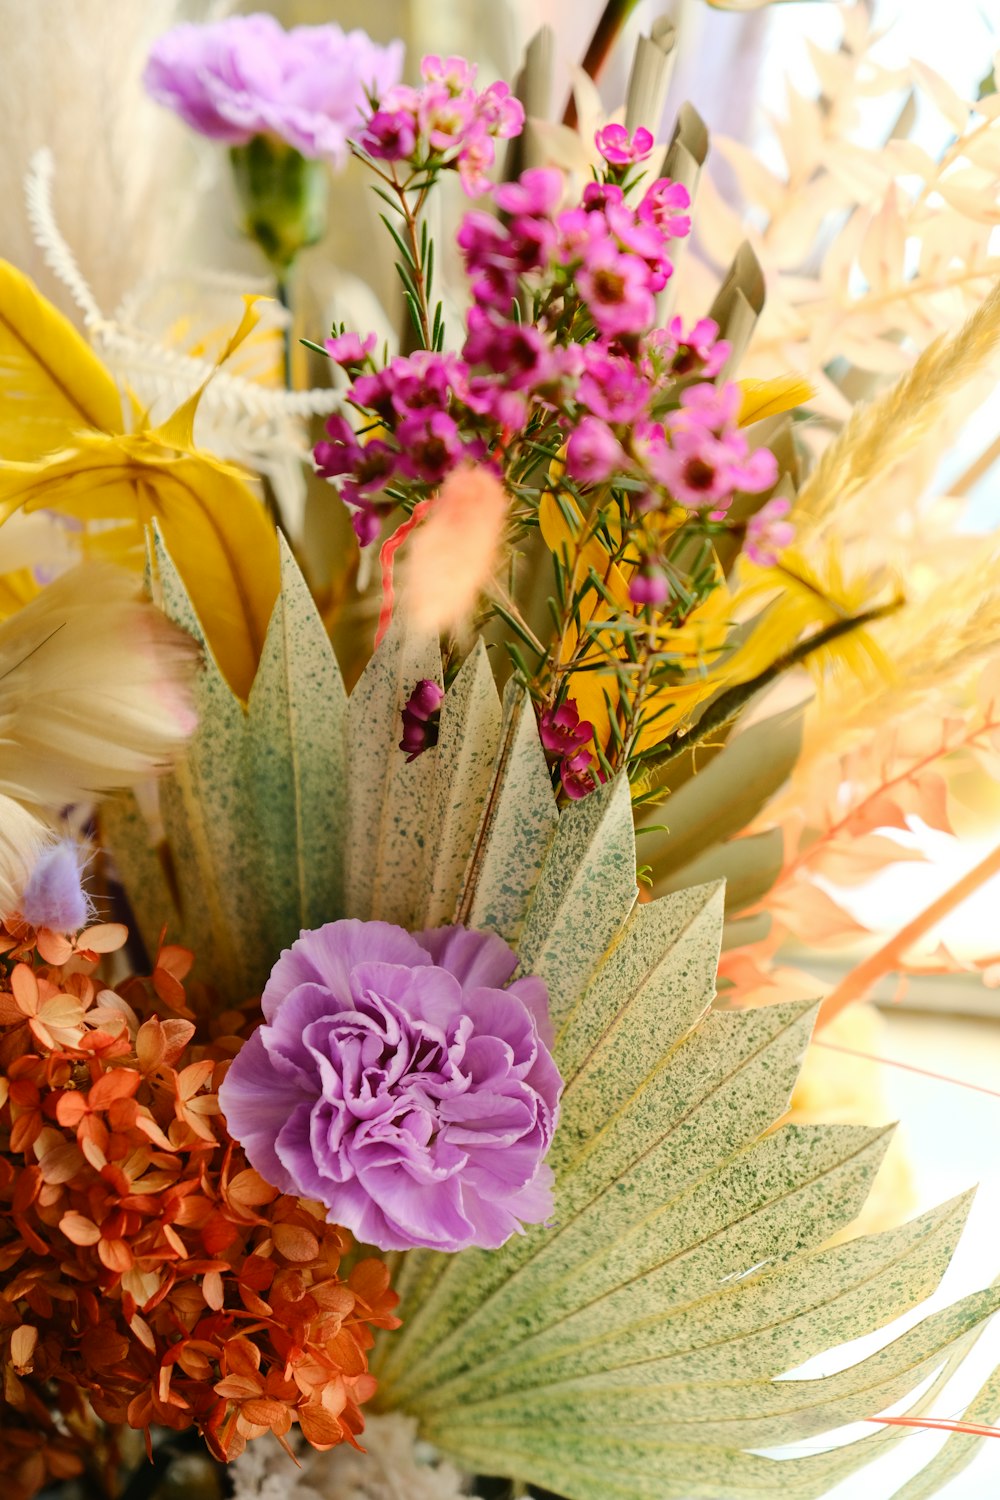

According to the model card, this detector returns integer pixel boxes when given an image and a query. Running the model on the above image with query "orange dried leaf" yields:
[161,1018,197,1064]
[36,928,74,965]
[10,1323,38,1374]
[88,1067,141,1110]
[10,964,38,1015]
[298,1404,345,1449]
[349,1257,391,1305]
[240,1397,292,1429]
[203,1270,225,1310]
[228,1168,280,1209]
[37,1141,85,1185]
[129,1311,156,1352]
[272,1222,321,1263]
[0,994,23,1024]
[157,944,195,981]
[214,1375,262,1401]
[176,1060,215,1100]
[60,1211,102,1246]
[77,923,128,954]
[152,967,188,1010]
[136,1018,167,1072]
[54,1091,88,1128]
[98,1237,134,1272]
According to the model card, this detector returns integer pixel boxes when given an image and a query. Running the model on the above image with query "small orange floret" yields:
[0,918,400,1488]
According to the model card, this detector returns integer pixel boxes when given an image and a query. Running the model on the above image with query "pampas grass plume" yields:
[0,563,198,811]
[0,563,199,919]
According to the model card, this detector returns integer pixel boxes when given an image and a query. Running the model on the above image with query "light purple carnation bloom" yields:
[144,14,403,165]
[219,920,562,1253]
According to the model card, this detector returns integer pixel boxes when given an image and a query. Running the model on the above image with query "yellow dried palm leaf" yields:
[738,374,813,426]
[0,258,122,459]
[0,263,280,699]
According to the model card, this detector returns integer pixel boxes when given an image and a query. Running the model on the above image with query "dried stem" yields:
[563,0,643,126]
[951,430,1000,498]
[817,839,1000,1027]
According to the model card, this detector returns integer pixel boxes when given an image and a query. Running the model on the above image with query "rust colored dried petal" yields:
[76,924,128,955]
[271,1222,320,1263]
[297,1403,346,1448]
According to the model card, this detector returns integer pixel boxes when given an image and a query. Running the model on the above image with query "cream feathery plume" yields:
[795,278,1000,529]
[0,0,191,325]
[406,465,509,634]
[0,563,198,815]
[0,794,51,919]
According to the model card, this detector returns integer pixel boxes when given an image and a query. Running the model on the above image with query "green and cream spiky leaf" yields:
[104,536,1000,1500]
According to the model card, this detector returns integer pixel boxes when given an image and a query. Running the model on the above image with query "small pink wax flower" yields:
[400,678,444,761]
[637,178,691,239]
[325,331,378,367]
[566,416,625,485]
[144,14,403,165]
[595,123,655,167]
[560,747,605,801]
[219,920,562,1253]
[629,566,670,608]
[745,496,795,567]
[539,700,594,757]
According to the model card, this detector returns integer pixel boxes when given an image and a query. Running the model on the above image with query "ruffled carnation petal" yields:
[222,918,563,1253]
[262,919,430,1021]
[415,923,520,990]
[218,1029,308,1195]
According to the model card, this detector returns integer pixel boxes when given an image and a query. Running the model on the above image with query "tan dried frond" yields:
[686,4,1000,414]
[793,278,1000,527]
[0,0,192,325]
[791,550,1000,771]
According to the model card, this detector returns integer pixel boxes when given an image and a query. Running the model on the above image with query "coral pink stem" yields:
[817,840,1000,1029]
[375,499,433,647]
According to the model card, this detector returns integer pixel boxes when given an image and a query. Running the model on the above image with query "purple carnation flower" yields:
[144,14,403,165]
[219,920,562,1253]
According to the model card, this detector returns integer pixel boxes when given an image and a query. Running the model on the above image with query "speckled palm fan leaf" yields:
[103,533,1000,1500]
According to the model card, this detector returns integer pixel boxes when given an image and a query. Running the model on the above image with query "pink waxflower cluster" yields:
[399,679,444,761]
[315,84,780,617]
[359,54,523,195]
[538,701,605,801]
[314,351,494,544]
[460,165,688,340]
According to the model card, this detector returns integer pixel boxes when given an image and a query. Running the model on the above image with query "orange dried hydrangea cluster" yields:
[0,917,400,1476]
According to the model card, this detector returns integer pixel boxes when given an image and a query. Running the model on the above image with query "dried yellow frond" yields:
[738,374,813,426]
[0,263,280,699]
[794,278,1000,530]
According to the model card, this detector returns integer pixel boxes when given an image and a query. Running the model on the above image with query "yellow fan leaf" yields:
[0,568,38,620]
[738,373,813,425]
[0,265,279,699]
[538,486,630,748]
[0,259,122,459]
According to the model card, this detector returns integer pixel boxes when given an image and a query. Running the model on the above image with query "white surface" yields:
[776,1011,1000,1497]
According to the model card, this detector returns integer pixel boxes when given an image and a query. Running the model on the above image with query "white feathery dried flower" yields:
[0,563,197,920]
[229,1413,479,1500]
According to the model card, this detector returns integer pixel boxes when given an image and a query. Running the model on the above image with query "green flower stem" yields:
[275,271,294,392]
[394,178,434,352]
[644,597,903,775]
[229,135,329,275]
